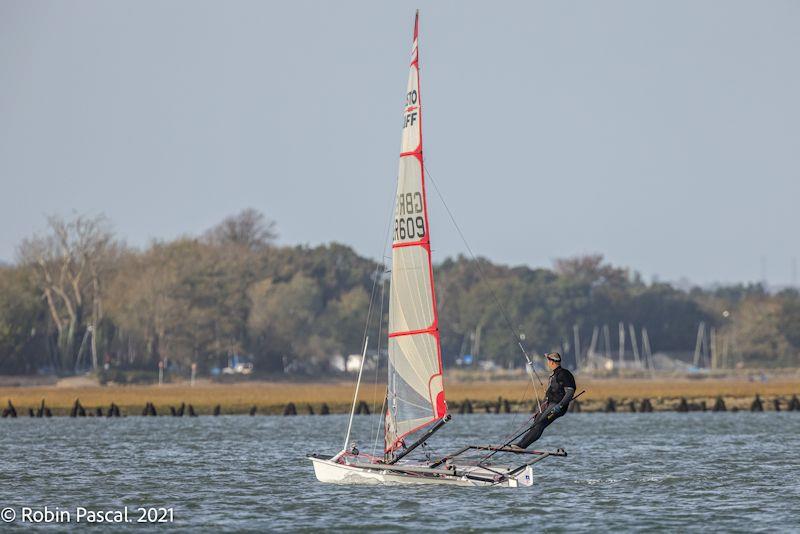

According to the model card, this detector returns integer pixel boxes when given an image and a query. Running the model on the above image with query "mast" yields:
[384,11,447,454]
[342,337,369,453]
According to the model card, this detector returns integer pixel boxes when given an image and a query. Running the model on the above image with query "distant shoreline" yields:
[2,377,799,416]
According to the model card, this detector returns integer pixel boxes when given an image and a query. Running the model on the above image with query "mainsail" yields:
[385,12,447,453]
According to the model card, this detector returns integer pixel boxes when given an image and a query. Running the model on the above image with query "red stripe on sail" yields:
[392,240,426,249]
[388,326,437,338]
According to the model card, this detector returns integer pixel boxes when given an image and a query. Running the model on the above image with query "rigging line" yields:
[422,162,545,409]
[352,178,399,448]
[372,395,387,458]
[368,272,388,456]
[475,380,533,466]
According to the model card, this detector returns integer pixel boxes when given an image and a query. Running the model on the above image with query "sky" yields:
[1,1,798,286]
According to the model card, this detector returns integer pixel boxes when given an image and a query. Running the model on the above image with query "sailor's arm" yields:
[551,387,575,416]
[559,387,575,408]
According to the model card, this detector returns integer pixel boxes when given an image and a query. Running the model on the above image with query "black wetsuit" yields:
[516,366,576,448]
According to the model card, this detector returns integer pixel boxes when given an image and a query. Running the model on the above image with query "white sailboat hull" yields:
[309,456,534,488]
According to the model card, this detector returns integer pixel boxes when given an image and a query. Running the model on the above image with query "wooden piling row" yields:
[5,392,800,417]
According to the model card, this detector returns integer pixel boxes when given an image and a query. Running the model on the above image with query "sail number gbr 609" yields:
[395,192,425,241]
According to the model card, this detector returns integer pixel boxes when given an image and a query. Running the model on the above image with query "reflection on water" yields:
[2,412,799,530]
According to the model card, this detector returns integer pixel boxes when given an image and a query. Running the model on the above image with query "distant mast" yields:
[385,11,447,454]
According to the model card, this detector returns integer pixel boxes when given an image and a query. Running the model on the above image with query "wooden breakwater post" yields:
[168,403,185,417]
[70,399,86,417]
[142,402,157,416]
[188,404,197,417]
[213,404,221,416]
[773,398,781,412]
[40,400,52,417]
[789,395,800,411]
[502,398,512,414]
[640,398,653,413]
[283,403,297,416]
[320,403,330,415]
[628,401,637,413]
[107,403,121,417]
[676,398,689,413]
[2,400,18,418]
[355,401,370,415]
[459,399,474,414]
[604,398,616,413]
[751,395,763,412]
[251,406,259,416]
[713,396,727,412]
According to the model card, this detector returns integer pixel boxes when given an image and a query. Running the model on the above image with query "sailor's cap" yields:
[545,352,562,362]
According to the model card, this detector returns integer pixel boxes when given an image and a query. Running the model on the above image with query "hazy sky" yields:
[1,1,798,286]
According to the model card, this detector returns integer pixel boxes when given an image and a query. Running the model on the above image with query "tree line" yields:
[1,210,798,376]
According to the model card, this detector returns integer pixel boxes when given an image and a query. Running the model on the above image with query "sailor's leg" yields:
[515,410,563,449]
[515,419,546,448]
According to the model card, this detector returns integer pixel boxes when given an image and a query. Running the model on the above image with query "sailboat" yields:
[308,11,567,487]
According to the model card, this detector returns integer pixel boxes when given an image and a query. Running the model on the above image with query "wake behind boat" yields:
[308,11,567,488]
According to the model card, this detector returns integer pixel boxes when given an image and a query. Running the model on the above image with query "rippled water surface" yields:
[2,412,799,531]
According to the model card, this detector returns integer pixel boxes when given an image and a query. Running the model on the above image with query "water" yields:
[1,413,799,531]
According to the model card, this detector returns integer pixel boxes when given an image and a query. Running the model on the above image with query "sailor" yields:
[512,352,576,449]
